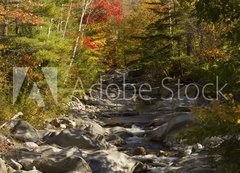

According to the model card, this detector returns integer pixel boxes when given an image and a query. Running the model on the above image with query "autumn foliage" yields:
[91,0,123,24]
[0,2,41,25]
[83,38,98,49]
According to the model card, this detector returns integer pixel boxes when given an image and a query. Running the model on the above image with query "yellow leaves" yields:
[237,119,240,125]
[0,44,5,49]
[202,48,231,60]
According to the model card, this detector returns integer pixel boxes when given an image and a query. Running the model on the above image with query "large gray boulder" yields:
[145,113,197,141]
[74,118,106,136]
[4,148,41,170]
[47,128,110,150]
[4,146,91,173]
[82,150,144,173]
[165,154,216,173]
[47,117,106,136]
[33,147,91,173]
[9,120,39,142]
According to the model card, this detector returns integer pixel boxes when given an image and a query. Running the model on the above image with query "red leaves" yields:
[109,0,123,24]
[92,0,123,24]
[83,38,98,49]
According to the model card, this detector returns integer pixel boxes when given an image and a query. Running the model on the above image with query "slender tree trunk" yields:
[187,32,192,56]
[15,17,19,35]
[57,4,64,32]
[63,1,73,38]
[199,23,204,51]
[172,0,183,77]
[4,3,8,36]
[168,0,173,38]
[48,18,54,37]
[64,0,94,84]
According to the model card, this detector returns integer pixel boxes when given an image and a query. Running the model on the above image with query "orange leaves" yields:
[0,2,42,26]
[83,38,98,49]
[28,72,44,81]
[22,54,41,68]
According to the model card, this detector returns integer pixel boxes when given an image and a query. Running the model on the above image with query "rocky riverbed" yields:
[0,70,219,173]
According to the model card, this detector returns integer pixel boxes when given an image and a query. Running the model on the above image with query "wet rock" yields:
[4,146,91,173]
[47,128,110,150]
[182,146,193,156]
[9,120,39,142]
[145,113,197,142]
[106,134,126,146]
[0,158,8,173]
[134,147,147,155]
[152,100,173,111]
[202,136,224,148]
[4,148,41,170]
[109,126,134,139]
[132,155,177,168]
[74,118,106,136]
[83,150,144,173]
[193,143,204,153]
[165,154,215,173]
[174,106,191,112]
[145,123,168,141]
[23,142,39,150]
[159,150,177,157]
[47,118,76,129]
[147,113,175,127]
[9,159,23,170]
[33,147,91,173]
[14,171,42,173]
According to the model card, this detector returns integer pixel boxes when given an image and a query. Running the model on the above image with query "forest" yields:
[0,0,240,172]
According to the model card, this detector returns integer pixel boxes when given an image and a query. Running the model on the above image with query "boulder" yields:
[132,155,177,168]
[47,128,110,150]
[165,154,216,173]
[47,118,76,129]
[145,123,168,141]
[74,118,106,136]
[133,147,147,155]
[106,134,126,146]
[145,113,197,141]
[4,146,91,173]
[9,159,23,170]
[0,158,8,173]
[14,171,42,173]
[4,148,41,170]
[83,150,144,173]
[23,142,39,150]
[33,147,91,173]
[9,120,39,142]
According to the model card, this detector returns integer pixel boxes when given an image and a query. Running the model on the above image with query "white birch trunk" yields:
[63,1,73,38]
[64,0,94,84]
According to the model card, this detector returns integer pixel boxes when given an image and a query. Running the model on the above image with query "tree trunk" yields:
[172,0,183,77]
[3,3,8,36]
[187,32,192,56]
[48,18,54,37]
[64,0,94,84]
[199,23,204,51]
[63,1,73,38]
